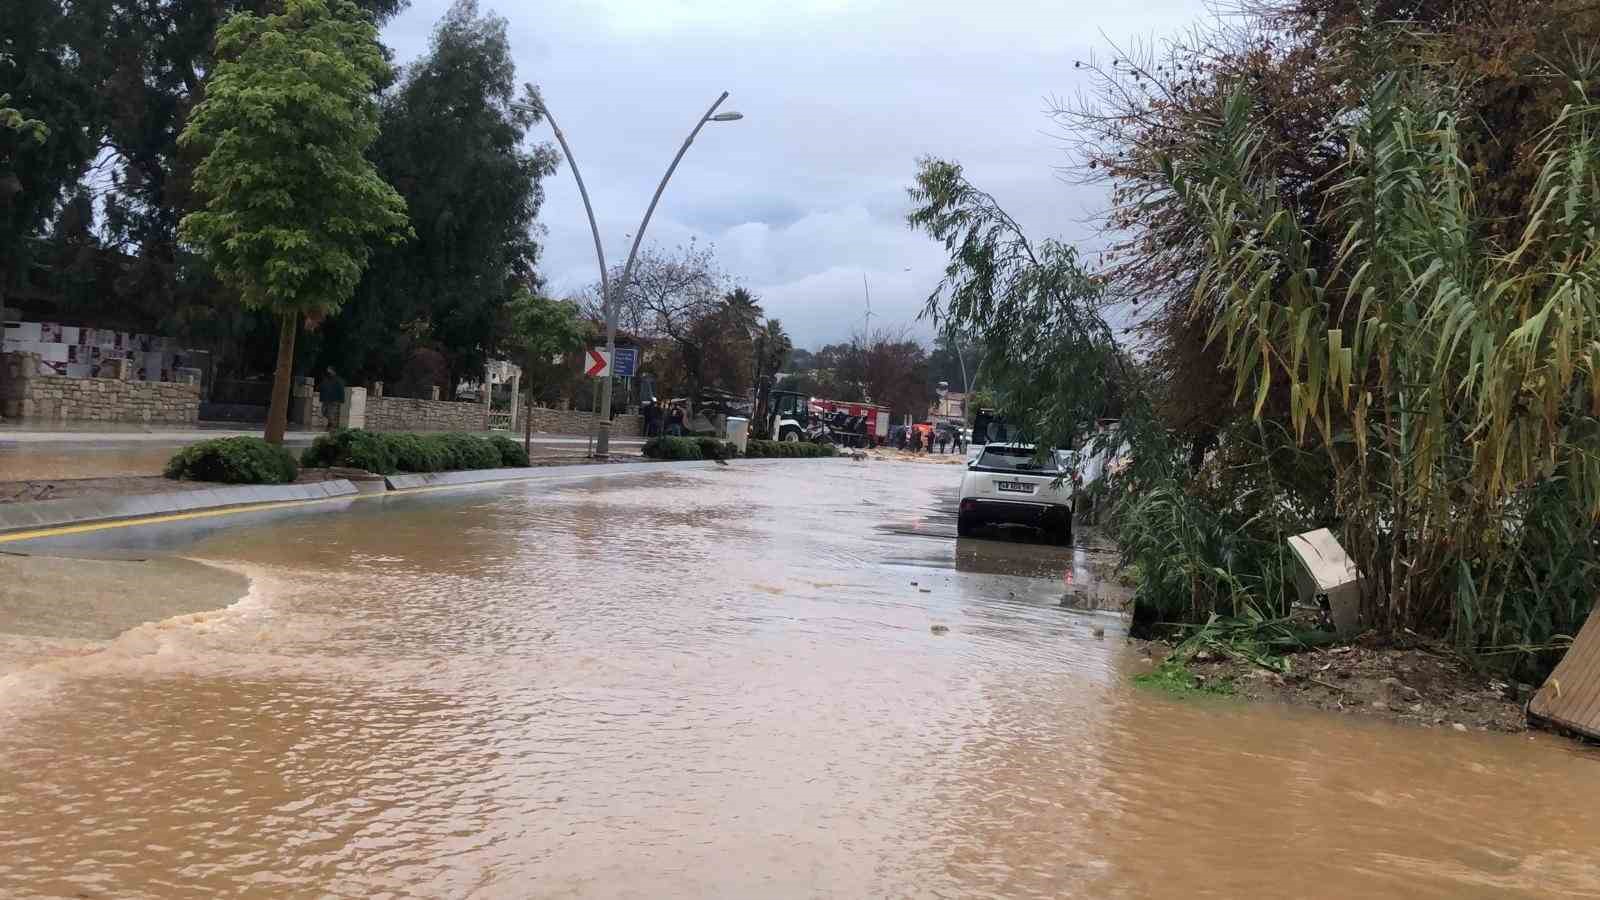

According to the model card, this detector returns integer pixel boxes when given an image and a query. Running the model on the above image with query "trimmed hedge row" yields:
[641,436,837,461]
[744,439,838,458]
[300,429,527,475]
[165,436,299,485]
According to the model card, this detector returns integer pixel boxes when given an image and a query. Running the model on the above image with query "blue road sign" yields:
[612,346,638,378]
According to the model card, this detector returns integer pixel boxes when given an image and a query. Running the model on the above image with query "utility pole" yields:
[515,91,743,457]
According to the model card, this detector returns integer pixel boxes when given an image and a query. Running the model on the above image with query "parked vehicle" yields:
[767,390,890,448]
[957,443,1074,544]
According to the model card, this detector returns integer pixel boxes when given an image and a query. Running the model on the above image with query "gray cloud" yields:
[381,0,1209,349]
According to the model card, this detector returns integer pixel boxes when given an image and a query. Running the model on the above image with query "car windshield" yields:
[975,445,1060,473]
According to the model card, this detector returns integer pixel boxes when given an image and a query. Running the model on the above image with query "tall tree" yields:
[321,0,559,392]
[505,289,587,453]
[751,318,791,424]
[861,328,932,422]
[908,158,1119,446]
[0,0,99,304]
[85,0,407,308]
[178,0,410,444]
[605,241,728,399]
[926,331,979,393]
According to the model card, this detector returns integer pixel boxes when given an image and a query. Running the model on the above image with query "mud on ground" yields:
[0,475,211,505]
[0,552,250,675]
[1134,634,1530,733]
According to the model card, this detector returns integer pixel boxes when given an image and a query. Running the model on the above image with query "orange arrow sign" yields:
[584,347,609,377]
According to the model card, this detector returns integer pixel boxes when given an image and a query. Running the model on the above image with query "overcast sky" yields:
[380,0,1210,350]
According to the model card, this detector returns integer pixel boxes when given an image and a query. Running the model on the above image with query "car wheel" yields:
[1053,516,1073,547]
[780,428,801,443]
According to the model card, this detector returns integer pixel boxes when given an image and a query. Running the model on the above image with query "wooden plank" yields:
[1530,607,1600,736]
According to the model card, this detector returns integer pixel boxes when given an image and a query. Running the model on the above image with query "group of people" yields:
[893,425,965,455]
[642,401,687,437]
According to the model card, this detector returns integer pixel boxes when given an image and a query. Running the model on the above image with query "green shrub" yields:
[642,436,703,460]
[694,436,739,460]
[423,432,501,470]
[300,428,397,474]
[164,436,298,485]
[725,438,836,460]
[380,432,448,472]
[488,433,531,468]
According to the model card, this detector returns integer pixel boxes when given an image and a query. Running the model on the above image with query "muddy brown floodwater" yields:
[3,461,1600,898]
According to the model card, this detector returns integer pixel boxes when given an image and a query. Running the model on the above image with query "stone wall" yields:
[1,352,199,424]
[527,406,642,438]
[364,395,487,433]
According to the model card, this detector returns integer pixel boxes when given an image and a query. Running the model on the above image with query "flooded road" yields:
[2,460,1599,898]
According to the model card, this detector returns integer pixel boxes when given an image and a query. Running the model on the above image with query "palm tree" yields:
[752,318,792,426]
[723,287,764,334]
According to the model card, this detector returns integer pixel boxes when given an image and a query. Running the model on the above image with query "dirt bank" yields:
[868,448,968,465]
[1133,634,1529,733]
[0,552,250,676]
[0,475,212,505]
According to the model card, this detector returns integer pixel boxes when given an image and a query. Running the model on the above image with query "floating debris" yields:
[930,624,950,635]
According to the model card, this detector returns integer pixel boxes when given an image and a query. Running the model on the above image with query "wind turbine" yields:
[861,273,873,338]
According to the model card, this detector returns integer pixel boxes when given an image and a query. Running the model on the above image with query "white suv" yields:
[957,443,1075,544]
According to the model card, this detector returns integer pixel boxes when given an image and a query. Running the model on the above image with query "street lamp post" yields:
[515,91,742,457]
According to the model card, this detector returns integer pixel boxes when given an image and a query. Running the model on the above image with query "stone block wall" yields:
[527,407,642,437]
[364,395,487,433]
[1,352,199,424]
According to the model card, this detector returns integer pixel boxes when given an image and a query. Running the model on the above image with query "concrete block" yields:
[1288,528,1365,635]
[340,387,366,429]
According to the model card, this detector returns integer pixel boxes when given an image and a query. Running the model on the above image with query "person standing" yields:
[937,430,949,454]
[319,367,345,431]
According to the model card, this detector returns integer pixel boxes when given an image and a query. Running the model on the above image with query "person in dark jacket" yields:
[319,367,345,431]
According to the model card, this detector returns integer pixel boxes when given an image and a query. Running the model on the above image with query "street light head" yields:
[710,111,744,122]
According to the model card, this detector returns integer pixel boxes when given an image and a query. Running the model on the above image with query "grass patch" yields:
[1134,660,1236,697]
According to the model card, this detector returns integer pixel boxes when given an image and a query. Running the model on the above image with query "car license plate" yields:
[996,481,1034,494]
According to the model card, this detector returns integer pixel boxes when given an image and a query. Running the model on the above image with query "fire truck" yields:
[767,390,891,448]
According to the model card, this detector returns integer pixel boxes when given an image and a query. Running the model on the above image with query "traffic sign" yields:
[583,347,609,377]
[612,347,638,378]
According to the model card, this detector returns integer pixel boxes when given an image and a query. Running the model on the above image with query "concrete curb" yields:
[384,459,768,492]
[0,457,784,538]
[385,466,592,491]
[0,480,359,535]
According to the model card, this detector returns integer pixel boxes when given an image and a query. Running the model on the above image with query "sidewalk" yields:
[0,423,644,446]
[0,424,643,482]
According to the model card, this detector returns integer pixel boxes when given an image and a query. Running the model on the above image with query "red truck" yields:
[768,390,892,448]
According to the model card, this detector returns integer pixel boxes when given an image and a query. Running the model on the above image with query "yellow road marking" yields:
[0,494,359,545]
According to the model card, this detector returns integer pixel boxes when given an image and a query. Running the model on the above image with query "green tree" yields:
[178,0,410,444]
[907,158,1120,446]
[0,94,48,146]
[605,242,728,401]
[322,0,559,392]
[926,331,978,394]
[0,0,99,304]
[80,0,406,320]
[1167,64,1600,644]
[505,289,587,453]
[751,318,791,424]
